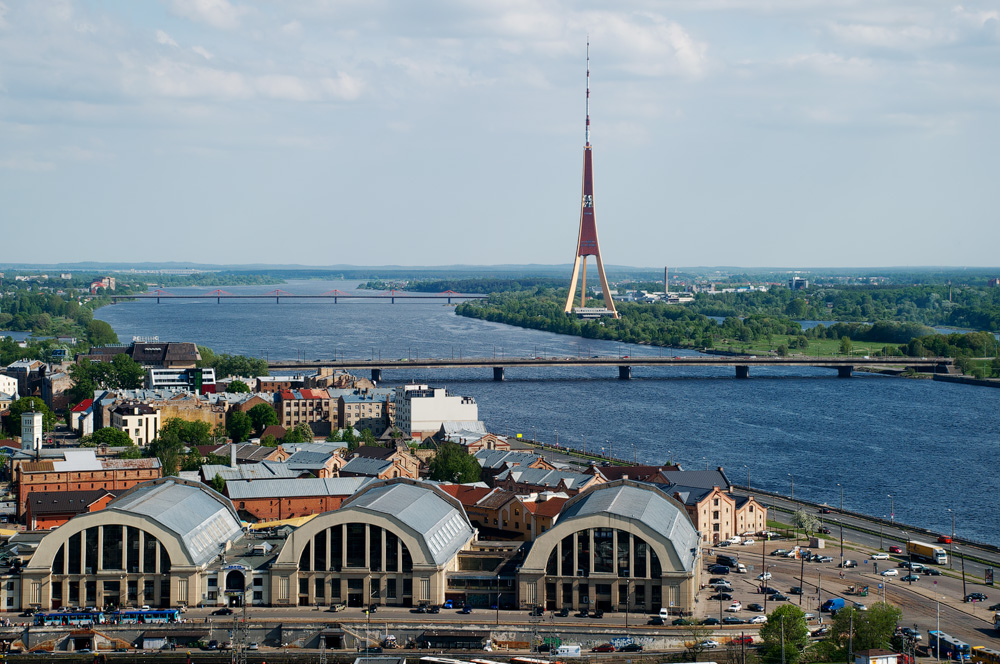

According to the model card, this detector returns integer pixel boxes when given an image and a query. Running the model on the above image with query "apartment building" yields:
[393,384,478,439]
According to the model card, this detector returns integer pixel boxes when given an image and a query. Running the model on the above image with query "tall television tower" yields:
[564,40,619,318]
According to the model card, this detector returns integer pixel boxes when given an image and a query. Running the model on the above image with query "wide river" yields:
[97,280,1000,545]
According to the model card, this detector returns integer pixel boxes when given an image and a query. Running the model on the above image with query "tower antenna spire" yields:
[585,37,591,146]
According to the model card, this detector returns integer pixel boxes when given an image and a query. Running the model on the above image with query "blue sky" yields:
[2,0,999,267]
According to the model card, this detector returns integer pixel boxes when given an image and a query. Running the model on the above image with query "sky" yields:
[2,0,999,268]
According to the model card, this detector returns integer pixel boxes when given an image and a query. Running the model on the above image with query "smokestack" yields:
[230,444,237,468]
[664,266,668,297]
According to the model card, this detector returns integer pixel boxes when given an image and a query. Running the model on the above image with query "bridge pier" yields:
[838,366,853,378]
[276,296,280,304]
[735,365,750,379]
[217,297,221,304]
[618,366,631,380]
[371,369,382,383]
[493,367,504,382]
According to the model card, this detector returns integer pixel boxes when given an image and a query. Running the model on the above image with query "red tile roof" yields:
[71,399,93,412]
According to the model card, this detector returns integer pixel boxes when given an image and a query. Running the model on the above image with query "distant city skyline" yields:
[1,1,998,267]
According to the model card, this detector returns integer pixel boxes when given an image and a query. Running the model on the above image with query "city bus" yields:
[33,611,106,626]
[972,647,1000,664]
[113,609,180,624]
[929,631,972,660]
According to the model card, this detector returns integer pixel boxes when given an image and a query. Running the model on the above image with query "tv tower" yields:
[564,40,619,318]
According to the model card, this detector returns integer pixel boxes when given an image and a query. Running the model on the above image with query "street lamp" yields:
[837,484,844,512]
[947,508,955,570]
[788,474,794,500]
[888,494,894,525]
[744,465,750,490]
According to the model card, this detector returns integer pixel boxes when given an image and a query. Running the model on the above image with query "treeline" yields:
[196,346,269,377]
[685,285,1000,331]
[362,277,570,294]
[152,272,284,287]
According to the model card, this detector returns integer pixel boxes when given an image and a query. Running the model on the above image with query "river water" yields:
[96,280,1000,545]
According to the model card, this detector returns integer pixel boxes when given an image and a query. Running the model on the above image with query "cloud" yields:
[0,2,7,29]
[155,29,178,47]
[0,156,56,172]
[191,45,213,60]
[167,0,246,30]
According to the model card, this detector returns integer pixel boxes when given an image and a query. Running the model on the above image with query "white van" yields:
[659,607,671,619]
[556,645,582,657]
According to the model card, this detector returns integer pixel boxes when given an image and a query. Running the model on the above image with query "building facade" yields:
[393,385,478,439]
[110,403,161,447]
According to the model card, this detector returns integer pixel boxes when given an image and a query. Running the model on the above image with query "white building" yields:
[0,375,18,399]
[110,403,161,446]
[21,411,43,451]
[393,384,478,438]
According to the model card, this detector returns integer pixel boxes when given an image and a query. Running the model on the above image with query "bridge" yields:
[108,289,487,304]
[267,355,954,381]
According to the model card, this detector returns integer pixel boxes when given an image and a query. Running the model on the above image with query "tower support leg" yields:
[618,366,631,380]
[371,369,382,383]
[735,366,750,379]
[493,367,505,382]
[564,255,583,314]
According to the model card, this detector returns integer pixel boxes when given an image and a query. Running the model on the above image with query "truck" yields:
[821,598,845,613]
[907,540,948,565]
[556,645,582,657]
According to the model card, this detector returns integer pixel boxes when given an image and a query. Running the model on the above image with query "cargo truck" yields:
[907,540,948,565]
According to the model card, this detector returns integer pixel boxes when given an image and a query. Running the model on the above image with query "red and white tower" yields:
[564,41,619,318]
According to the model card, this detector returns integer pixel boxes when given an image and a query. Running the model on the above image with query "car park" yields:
[889,545,903,554]
[881,569,898,576]
[722,616,745,625]
[871,552,889,560]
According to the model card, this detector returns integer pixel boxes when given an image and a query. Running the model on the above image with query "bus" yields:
[972,647,1000,664]
[929,631,972,660]
[113,609,180,624]
[511,658,565,664]
[33,611,106,627]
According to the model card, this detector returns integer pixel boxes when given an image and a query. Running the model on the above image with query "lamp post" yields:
[903,531,914,585]
[788,474,794,500]
[837,484,844,512]
[947,508,955,570]
[625,579,632,632]
[744,465,750,490]
[958,546,967,599]
[888,494,894,525]
[555,429,559,447]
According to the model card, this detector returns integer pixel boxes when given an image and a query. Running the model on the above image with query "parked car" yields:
[709,565,731,575]
[818,556,834,563]
[722,616,745,625]
[647,616,665,625]
[881,569,899,577]
[757,572,772,581]
[771,593,789,602]
[592,609,604,619]
[852,602,868,611]
[327,602,346,612]
[889,545,903,554]
[747,603,765,612]
[988,603,1000,611]
[459,605,472,614]
[871,552,890,560]
[620,644,643,653]
[672,618,694,626]
[428,606,440,614]
[701,617,720,625]
[443,599,454,609]
[770,549,788,556]
[211,608,233,616]
[529,606,544,617]
[730,635,754,645]
[711,581,734,591]
[557,607,570,617]
[700,640,720,649]
[708,577,729,585]
[591,643,616,653]
[205,641,219,651]
[922,567,942,576]
[717,541,732,548]
[899,561,924,571]
[840,560,858,568]
[964,592,988,603]
[900,627,922,641]
[248,643,259,651]
[725,602,742,612]
[789,586,804,595]
[358,647,383,655]
[812,626,831,637]
[749,615,767,624]
[742,539,755,546]
[710,593,733,601]
[901,574,921,583]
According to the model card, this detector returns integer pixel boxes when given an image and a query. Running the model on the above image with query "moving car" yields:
[700,640,720,649]
[459,605,472,614]
[211,608,233,616]
[771,593,790,601]
[647,616,665,626]
[591,643,616,653]
[672,617,693,626]
[852,602,868,611]
[620,644,644,653]
[900,627,922,641]
[731,636,754,645]
[742,539,756,546]
[871,552,890,560]
[889,545,903,554]
[770,549,788,557]
[901,574,921,582]
[757,572,772,581]
[248,643,259,651]
[964,592,988,602]
[922,567,942,576]
[812,626,831,637]
[840,560,858,568]
[937,536,952,544]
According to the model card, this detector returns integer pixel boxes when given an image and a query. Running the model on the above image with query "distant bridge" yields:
[267,355,954,381]
[108,289,487,304]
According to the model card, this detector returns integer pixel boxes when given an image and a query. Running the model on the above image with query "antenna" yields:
[585,38,591,146]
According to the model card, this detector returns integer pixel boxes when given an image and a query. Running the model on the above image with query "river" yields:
[96,280,1000,545]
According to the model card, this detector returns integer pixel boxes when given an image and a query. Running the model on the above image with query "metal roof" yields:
[559,481,700,571]
[201,461,301,482]
[343,481,474,566]
[495,467,593,489]
[108,478,243,567]
[474,449,540,470]
[339,456,392,476]
[224,476,373,500]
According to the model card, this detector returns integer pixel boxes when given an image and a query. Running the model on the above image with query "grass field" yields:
[714,334,902,359]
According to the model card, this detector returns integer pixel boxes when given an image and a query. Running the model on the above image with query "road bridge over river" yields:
[268,355,953,381]
[108,289,486,304]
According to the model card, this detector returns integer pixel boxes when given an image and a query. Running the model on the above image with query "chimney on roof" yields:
[230,444,237,469]
[622,474,629,481]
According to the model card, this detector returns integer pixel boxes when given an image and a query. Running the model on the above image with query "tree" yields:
[360,428,376,445]
[226,380,251,393]
[776,344,789,357]
[247,403,278,434]
[226,411,254,443]
[208,353,269,378]
[840,335,853,355]
[210,474,226,494]
[86,319,118,346]
[281,423,315,444]
[108,353,145,389]
[158,418,211,447]
[681,623,715,661]
[90,427,133,447]
[831,602,902,653]
[325,429,343,443]
[260,434,278,447]
[4,397,55,437]
[792,509,820,534]
[428,442,481,483]
[758,604,809,664]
